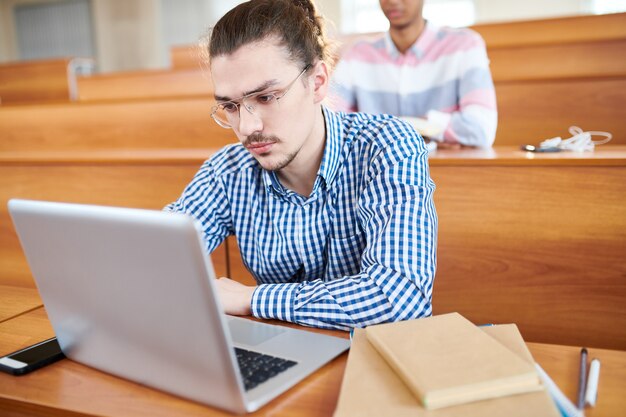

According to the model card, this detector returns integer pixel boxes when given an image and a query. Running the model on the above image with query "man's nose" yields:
[237,104,263,137]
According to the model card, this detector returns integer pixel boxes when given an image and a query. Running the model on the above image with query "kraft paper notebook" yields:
[366,312,541,409]
[333,322,560,417]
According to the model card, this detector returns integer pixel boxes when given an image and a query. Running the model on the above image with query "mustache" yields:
[243,133,280,147]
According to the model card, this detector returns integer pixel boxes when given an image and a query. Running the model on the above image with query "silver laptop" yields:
[8,199,350,414]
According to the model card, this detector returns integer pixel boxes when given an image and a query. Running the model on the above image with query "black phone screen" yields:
[10,338,63,364]
[0,337,65,375]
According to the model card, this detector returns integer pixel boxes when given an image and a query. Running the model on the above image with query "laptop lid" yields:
[8,199,350,413]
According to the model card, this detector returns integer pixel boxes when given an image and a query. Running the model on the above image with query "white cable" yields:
[539,126,612,152]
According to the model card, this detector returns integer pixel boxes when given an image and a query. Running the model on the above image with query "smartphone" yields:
[0,337,65,376]
[521,144,562,153]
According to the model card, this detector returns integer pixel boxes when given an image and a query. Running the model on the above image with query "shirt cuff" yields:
[251,283,299,322]
[426,110,452,142]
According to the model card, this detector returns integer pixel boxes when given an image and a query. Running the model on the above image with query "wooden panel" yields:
[0,99,237,151]
[0,285,42,323]
[489,39,626,82]
[494,78,626,146]
[77,69,213,102]
[430,164,626,350]
[1,311,625,417]
[0,58,77,104]
[527,343,626,417]
[0,307,54,357]
[0,152,230,288]
[4,149,625,351]
[331,13,626,57]
[472,12,626,48]
[221,147,626,349]
[428,145,626,166]
[170,44,205,70]
[0,312,347,417]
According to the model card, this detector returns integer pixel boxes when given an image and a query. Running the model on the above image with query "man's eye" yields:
[255,94,276,105]
[221,103,238,113]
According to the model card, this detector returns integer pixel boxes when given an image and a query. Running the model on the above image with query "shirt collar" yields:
[316,106,343,189]
[262,106,343,198]
[384,20,438,59]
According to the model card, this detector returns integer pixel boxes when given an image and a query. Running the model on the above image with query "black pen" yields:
[577,347,588,409]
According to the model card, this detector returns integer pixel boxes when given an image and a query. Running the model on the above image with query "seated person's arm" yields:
[251,124,437,330]
[330,34,498,148]
[164,159,233,260]
[427,36,498,148]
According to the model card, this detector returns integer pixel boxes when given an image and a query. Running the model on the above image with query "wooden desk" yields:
[0,307,54,356]
[0,308,624,417]
[0,285,42,323]
[2,147,624,349]
[428,146,626,350]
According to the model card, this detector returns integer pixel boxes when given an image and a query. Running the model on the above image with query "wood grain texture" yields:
[430,164,626,349]
[0,59,75,104]
[76,69,213,102]
[527,343,626,417]
[2,148,624,349]
[0,308,54,357]
[472,12,626,48]
[0,152,229,288]
[0,285,42,323]
[0,309,348,417]
[489,39,626,82]
[334,14,626,146]
[494,78,626,146]
[0,309,625,417]
[0,99,237,151]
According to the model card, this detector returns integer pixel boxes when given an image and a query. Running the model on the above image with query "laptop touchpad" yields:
[227,317,286,346]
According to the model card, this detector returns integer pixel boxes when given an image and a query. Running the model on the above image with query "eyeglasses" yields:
[210,65,310,129]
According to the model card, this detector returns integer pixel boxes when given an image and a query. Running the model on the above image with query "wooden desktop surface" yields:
[1,146,624,415]
[1,145,625,166]
[0,285,42,323]
[0,307,624,417]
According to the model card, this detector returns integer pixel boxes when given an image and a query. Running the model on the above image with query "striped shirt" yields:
[165,107,437,331]
[330,21,497,148]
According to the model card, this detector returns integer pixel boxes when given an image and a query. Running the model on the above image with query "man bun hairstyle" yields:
[207,0,335,70]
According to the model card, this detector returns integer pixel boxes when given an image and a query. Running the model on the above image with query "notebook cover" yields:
[333,324,559,417]
[366,312,544,409]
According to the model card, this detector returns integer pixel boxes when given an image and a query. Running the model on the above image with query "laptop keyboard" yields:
[234,347,298,391]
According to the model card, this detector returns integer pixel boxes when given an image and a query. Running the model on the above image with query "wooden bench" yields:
[0,98,236,151]
[7,14,619,152]
[473,13,626,146]
[0,58,93,105]
[0,149,232,290]
[1,148,624,349]
[213,147,626,351]
[429,147,626,350]
[336,13,626,146]
[76,68,213,102]
[170,44,205,70]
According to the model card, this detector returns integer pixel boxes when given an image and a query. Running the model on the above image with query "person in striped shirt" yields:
[166,0,437,331]
[330,0,498,148]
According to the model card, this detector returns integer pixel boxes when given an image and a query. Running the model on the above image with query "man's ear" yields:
[310,61,329,104]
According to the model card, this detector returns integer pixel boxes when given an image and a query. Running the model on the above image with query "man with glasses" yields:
[166,0,437,331]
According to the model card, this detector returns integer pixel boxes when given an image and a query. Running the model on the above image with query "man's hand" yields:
[215,277,256,316]
[436,141,463,150]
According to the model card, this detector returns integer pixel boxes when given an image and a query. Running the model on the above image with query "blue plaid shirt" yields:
[166,107,437,330]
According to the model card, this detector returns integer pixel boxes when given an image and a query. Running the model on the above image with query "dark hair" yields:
[206,0,335,69]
